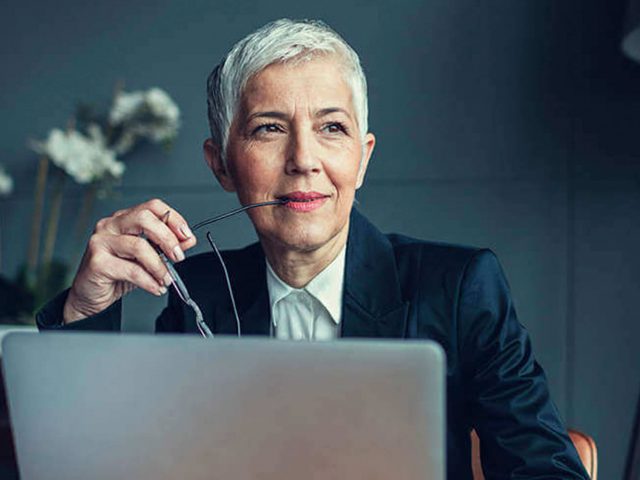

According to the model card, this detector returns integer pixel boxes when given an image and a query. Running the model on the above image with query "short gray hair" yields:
[206,19,369,162]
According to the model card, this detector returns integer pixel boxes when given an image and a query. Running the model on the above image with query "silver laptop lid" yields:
[3,332,445,480]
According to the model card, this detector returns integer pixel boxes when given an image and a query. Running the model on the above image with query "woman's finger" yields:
[99,254,168,297]
[110,208,186,263]
[97,198,195,248]
[137,198,193,242]
[101,232,173,287]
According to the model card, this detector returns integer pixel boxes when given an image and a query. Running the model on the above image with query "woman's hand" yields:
[63,198,197,324]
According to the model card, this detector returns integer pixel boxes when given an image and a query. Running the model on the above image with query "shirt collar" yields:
[265,246,347,325]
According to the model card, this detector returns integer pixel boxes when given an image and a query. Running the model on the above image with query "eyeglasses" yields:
[155,200,286,338]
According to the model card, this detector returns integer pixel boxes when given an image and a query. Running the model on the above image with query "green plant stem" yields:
[71,183,97,271]
[40,168,66,286]
[0,206,4,274]
[75,183,97,241]
[27,156,49,286]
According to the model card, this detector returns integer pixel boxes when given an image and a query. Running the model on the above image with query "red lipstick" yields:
[278,191,330,212]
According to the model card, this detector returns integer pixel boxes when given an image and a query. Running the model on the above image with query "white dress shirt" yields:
[266,247,346,341]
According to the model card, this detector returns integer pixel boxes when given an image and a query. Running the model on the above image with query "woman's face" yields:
[205,55,375,254]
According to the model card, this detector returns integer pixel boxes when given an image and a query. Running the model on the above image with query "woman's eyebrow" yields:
[245,107,351,123]
[246,111,288,122]
[316,107,350,118]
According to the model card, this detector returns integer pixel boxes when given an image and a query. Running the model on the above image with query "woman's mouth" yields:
[278,191,330,212]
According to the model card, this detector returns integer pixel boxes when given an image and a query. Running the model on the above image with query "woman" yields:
[37,19,589,479]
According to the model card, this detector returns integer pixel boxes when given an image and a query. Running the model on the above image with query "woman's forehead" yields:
[239,56,355,118]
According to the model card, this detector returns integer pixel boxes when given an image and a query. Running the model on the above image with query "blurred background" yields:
[1,0,639,478]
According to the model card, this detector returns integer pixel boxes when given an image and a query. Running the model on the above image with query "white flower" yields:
[109,87,180,153]
[0,165,13,196]
[109,91,145,125]
[146,88,180,123]
[31,125,125,184]
[112,130,137,156]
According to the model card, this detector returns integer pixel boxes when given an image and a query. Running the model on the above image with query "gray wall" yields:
[1,0,639,478]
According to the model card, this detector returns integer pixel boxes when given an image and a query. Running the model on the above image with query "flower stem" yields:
[75,183,97,241]
[0,207,4,274]
[71,183,97,270]
[40,168,66,283]
[27,155,49,286]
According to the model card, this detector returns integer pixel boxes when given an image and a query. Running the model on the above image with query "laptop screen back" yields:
[3,332,445,480]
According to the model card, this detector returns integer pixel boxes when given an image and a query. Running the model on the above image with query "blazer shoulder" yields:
[384,233,504,316]
[386,232,491,275]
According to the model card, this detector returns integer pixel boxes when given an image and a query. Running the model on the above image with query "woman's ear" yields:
[203,138,236,192]
[356,132,375,189]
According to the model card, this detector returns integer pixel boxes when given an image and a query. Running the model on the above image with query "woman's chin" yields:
[270,233,328,253]
[259,223,346,254]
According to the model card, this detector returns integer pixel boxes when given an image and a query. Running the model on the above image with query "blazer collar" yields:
[214,208,407,339]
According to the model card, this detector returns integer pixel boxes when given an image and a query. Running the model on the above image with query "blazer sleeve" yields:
[36,288,122,331]
[458,250,589,479]
[36,287,186,333]
[154,288,187,333]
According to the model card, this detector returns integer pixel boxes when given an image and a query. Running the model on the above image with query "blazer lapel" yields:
[341,209,408,339]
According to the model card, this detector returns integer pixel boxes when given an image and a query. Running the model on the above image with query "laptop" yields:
[2,332,445,480]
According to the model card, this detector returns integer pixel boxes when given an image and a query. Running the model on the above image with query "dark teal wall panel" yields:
[1,1,638,478]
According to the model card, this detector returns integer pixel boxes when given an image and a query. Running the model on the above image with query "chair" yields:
[470,429,597,479]
[623,390,640,480]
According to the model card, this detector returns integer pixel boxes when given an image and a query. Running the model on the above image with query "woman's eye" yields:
[322,122,347,134]
[252,123,282,135]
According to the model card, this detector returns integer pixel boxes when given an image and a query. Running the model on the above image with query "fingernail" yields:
[157,286,168,296]
[173,245,185,262]
[163,273,173,287]
[180,224,193,239]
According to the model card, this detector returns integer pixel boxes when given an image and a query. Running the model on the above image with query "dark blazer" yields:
[38,208,589,479]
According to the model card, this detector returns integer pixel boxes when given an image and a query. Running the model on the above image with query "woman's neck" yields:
[260,224,349,289]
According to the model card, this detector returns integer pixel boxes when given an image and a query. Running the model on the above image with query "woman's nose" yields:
[285,129,321,175]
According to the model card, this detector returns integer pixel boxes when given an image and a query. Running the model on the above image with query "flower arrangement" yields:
[0,166,14,197]
[0,164,14,274]
[0,84,180,324]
